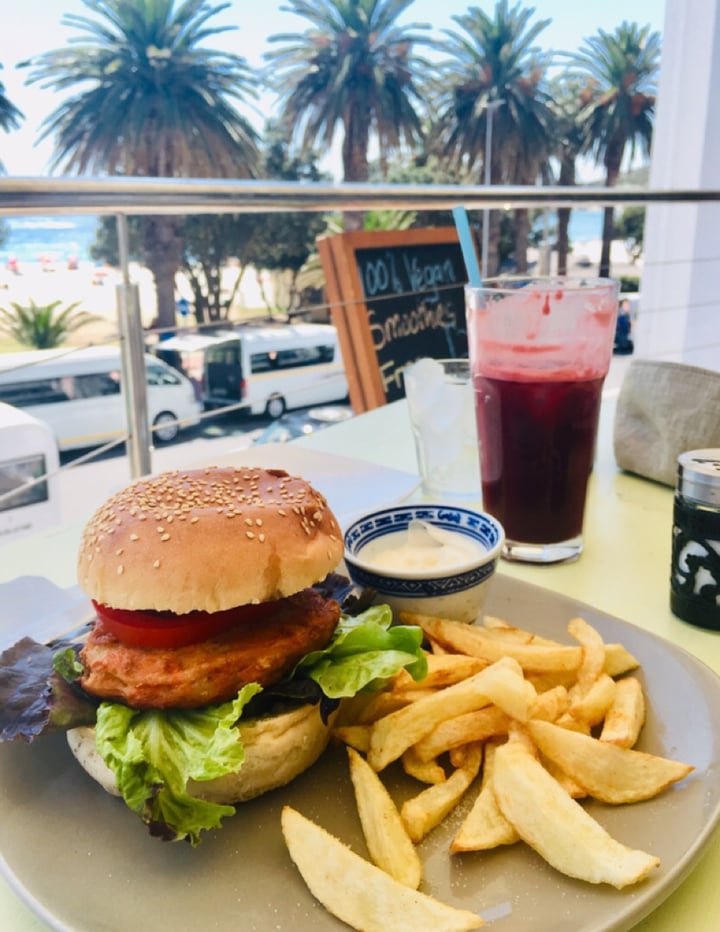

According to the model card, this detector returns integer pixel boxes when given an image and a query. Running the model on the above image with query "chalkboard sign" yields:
[318,228,472,412]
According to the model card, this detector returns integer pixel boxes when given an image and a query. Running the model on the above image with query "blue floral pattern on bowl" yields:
[344,505,504,602]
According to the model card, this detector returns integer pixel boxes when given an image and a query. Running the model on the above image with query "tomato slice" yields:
[92,599,276,649]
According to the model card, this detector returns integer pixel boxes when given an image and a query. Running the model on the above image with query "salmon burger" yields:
[0,466,427,844]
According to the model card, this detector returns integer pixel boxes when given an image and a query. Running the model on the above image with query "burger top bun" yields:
[77,466,344,614]
[66,702,335,804]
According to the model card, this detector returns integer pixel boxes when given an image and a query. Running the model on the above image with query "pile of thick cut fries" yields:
[281,612,694,931]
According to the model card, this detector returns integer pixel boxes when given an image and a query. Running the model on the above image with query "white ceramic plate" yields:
[1,575,720,932]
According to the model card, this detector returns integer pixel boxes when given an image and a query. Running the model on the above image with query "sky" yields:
[0,0,667,180]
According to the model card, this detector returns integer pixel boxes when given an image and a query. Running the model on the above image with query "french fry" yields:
[391,653,488,690]
[600,676,646,748]
[567,617,607,697]
[492,738,660,888]
[413,706,510,763]
[342,688,438,726]
[401,746,447,785]
[565,672,617,728]
[481,616,569,647]
[528,720,694,803]
[407,613,583,674]
[604,642,640,676]
[325,607,693,904]
[451,742,520,852]
[281,806,484,931]
[367,658,521,771]
[347,748,422,890]
[529,684,570,722]
[332,724,372,753]
[401,743,483,843]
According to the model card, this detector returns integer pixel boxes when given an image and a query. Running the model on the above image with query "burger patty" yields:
[79,589,341,710]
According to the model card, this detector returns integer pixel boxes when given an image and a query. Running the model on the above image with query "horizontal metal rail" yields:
[0,177,720,215]
[1,176,717,490]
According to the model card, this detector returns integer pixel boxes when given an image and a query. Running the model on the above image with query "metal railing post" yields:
[115,213,152,478]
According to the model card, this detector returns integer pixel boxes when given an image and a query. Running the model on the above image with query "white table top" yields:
[1,396,718,931]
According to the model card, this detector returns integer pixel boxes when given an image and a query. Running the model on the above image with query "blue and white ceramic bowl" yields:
[343,504,504,624]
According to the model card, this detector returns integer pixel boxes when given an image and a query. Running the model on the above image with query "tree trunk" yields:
[600,156,622,278]
[143,215,184,332]
[556,153,575,276]
[514,209,530,274]
[342,112,370,232]
[557,208,571,275]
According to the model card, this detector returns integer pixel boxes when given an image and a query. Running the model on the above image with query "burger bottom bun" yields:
[66,703,334,805]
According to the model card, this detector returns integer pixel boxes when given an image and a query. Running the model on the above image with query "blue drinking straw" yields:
[452,206,483,287]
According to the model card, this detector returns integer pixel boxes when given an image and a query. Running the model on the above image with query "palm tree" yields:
[0,299,102,349]
[22,0,260,330]
[432,1,556,276]
[0,67,24,174]
[571,21,660,277]
[548,75,591,275]
[265,0,432,229]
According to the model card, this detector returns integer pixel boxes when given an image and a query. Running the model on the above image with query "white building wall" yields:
[639,0,720,370]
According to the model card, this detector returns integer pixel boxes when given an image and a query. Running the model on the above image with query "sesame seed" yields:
[130,533,139,541]
[161,533,171,541]
[157,526,164,533]
[259,533,265,543]
[255,518,263,527]
[153,559,161,569]
[115,548,123,556]
[246,531,255,539]
[117,565,124,575]
[190,516,199,524]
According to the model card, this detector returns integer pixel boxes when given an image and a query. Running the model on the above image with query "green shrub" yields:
[0,299,102,349]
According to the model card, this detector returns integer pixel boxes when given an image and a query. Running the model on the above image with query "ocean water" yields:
[0,208,605,268]
[565,208,604,244]
[0,214,99,265]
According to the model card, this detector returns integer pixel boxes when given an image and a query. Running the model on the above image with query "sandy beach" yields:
[0,237,642,350]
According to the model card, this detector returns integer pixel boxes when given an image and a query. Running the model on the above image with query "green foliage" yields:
[0,299,102,349]
[614,206,646,261]
[90,215,144,266]
[21,0,260,330]
[264,0,432,182]
[619,276,640,293]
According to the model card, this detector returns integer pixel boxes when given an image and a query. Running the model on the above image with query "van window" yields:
[146,363,182,386]
[0,453,49,513]
[250,343,335,374]
[72,372,121,397]
[0,379,68,407]
[0,372,122,406]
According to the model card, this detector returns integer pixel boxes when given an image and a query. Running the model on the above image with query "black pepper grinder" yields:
[670,449,720,630]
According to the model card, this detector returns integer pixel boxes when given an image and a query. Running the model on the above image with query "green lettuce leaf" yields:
[95,605,428,844]
[296,604,428,696]
[95,683,262,846]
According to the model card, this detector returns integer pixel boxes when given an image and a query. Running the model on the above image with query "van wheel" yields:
[153,411,180,443]
[266,396,286,419]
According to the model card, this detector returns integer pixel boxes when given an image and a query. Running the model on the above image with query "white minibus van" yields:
[153,322,349,418]
[0,346,202,451]
[0,402,61,540]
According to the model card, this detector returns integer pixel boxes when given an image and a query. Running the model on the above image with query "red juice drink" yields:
[466,279,618,563]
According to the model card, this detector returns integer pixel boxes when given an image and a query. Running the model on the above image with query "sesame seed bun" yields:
[67,703,336,804]
[77,466,344,614]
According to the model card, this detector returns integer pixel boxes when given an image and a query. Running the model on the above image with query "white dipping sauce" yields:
[359,519,484,572]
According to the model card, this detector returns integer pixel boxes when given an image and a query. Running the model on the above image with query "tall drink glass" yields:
[466,277,619,563]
